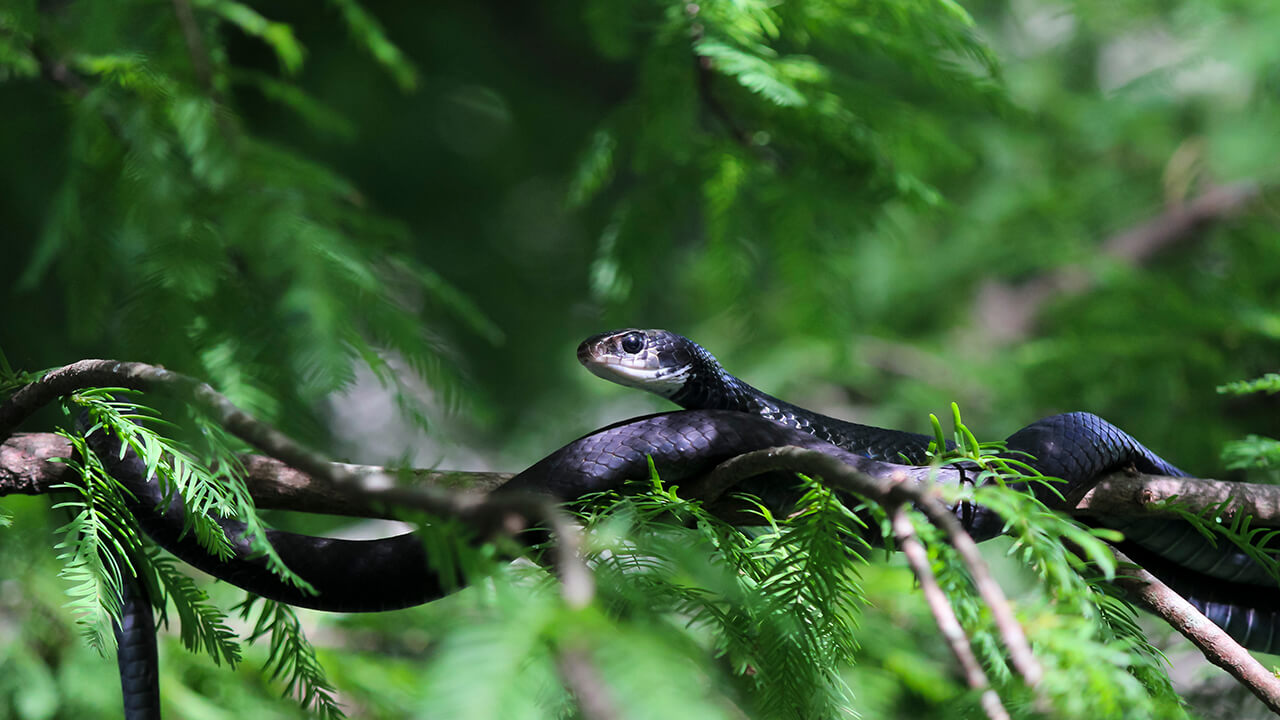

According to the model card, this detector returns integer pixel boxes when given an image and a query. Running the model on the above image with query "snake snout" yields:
[576,339,596,366]
[577,331,619,367]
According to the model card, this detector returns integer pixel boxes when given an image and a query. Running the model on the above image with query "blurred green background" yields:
[2,0,1279,717]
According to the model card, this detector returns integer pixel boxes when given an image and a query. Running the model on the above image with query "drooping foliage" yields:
[2,0,1279,717]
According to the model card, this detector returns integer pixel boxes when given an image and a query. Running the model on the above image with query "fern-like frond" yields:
[69,389,322,601]
[190,0,305,74]
[1156,498,1280,585]
[240,598,343,719]
[1217,373,1280,396]
[51,430,147,651]
[1221,434,1280,470]
[326,0,418,91]
[149,550,242,666]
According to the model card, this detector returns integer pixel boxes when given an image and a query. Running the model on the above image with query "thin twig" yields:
[894,478,1044,690]
[972,181,1261,343]
[686,4,753,151]
[172,0,215,93]
[555,645,622,720]
[171,0,237,142]
[892,506,1010,720]
[1110,547,1280,714]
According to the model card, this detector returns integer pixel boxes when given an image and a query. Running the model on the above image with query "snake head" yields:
[577,328,705,398]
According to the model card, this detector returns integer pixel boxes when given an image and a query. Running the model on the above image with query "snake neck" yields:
[669,350,757,410]
[665,343,935,463]
[667,344,782,415]
[666,348,865,439]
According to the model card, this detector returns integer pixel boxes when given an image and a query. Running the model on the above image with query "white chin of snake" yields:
[586,360,691,398]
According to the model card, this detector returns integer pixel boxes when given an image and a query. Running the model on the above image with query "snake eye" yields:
[620,332,644,354]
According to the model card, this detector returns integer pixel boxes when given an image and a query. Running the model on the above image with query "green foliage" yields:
[0,348,41,398]
[918,408,1184,715]
[49,393,343,715]
[1217,375,1280,475]
[194,0,305,75]
[408,481,874,719]
[150,552,242,667]
[1222,435,1280,471]
[1154,497,1280,587]
[325,0,417,92]
[584,482,847,716]
[239,598,343,719]
[2,0,495,443]
[567,0,1008,339]
[375,460,1191,719]
[4,0,1279,717]
[71,390,301,583]
[52,430,143,651]
[749,481,869,716]
[1218,373,1280,396]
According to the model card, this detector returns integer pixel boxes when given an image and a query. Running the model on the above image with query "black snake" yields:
[578,329,1280,640]
[85,329,1280,718]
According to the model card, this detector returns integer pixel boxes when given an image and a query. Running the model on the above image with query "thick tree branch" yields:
[8,432,1280,523]
[0,431,515,517]
[8,359,1280,704]
[1071,471,1280,520]
[0,433,76,495]
[1110,547,1280,714]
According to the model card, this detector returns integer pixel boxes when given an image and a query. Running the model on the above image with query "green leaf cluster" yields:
[1,0,491,443]
[1217,374,1280,479]
[48,392,341,716]
[4,0,1279,716]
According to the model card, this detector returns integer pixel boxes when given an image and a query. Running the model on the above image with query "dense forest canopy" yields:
[1,0,1279,718]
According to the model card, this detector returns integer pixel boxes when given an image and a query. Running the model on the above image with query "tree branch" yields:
[0,360,594,607]
[171,0,238,143]
[892,506,1010,720]
[972,181,1261,343]
[555,645,622,720]
[9,360,1280,704]
[10,429,1280,524]
[1110,546,1280,714]
[1070,471,1280,521]
[0,431,513,516]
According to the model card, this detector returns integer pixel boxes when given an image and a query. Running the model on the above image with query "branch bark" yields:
[9,431,1280,708]
[555,645,622,720]
[7,432,1280,524]
[892,506,1010,720]
[1111,547,1280,714]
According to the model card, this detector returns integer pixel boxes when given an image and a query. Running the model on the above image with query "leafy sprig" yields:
[57,391,342,715]
[240,598,344,719]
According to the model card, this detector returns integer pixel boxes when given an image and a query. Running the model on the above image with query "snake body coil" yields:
[580,328,1280,650]
[92,329,1280,718]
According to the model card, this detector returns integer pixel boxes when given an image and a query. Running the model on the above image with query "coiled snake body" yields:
[91,329,1280,718]
[579,329,1280,648]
